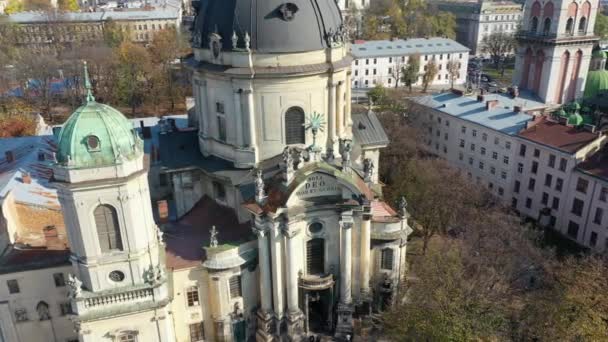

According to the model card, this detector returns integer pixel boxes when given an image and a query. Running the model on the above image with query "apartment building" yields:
[436,0,523,55]
[350,38,469,90]
[514,118,606,248]
[7,7,181,51]
[410,90,608,252]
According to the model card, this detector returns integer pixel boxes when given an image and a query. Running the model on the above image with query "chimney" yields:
[5,151,14,163]
[514,106,522,113]
[43,225,64,250]
[451,88,464,96]
[38,152,45,161]
[486,100,499,110]
[22,172,32,184]
[477,95,485,102]
[140,120,145,130]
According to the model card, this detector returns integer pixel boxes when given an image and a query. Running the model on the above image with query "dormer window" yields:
[86,135,100,152]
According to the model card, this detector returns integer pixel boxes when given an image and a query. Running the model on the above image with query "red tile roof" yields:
[164,196,252,270]
[518,118,600,154]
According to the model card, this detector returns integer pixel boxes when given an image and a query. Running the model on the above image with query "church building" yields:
[0,1,410,341]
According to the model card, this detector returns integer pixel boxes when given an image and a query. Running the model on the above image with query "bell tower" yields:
[513,0,599,104]
[52,63,174,342]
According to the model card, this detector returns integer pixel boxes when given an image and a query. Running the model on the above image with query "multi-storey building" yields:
[410,0,608,252]
[350,38,469,89]
[437,1,523,55]
[0,1,412,341]
[7,7,181,51]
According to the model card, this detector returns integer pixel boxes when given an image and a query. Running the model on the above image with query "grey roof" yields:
[352,111,390,147]
[350,38,470,59]
[412,92,543,136]
[191,0,343,53]
[8,7,179,23]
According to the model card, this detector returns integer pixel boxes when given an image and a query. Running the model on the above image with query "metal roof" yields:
[350,38,470,59]
[8,7,179,23]
[191,0,343,53]
[352,111,390,147]
[412,92,543,136]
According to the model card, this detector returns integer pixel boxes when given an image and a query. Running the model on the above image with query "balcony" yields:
[515,30,598,44]
[299,273,335,290]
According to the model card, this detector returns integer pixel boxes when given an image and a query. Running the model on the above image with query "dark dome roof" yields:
[191,0,344,53]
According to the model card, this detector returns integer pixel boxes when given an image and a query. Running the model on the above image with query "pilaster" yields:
[336,212,354,337]
[269,220,284,333]
[254,217,276,342]
[282,223,304,340]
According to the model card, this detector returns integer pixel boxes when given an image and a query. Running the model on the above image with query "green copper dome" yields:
[567,112,584,127]
[584,70,608,98]
[56,63,142,168]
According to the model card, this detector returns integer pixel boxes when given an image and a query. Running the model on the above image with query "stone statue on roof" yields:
[398,196,408,218]
[210,225,219,248]
[363,158,374,183]
[67,274,82,298]
[255,169,266,205]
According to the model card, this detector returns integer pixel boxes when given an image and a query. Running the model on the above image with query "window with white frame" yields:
[186,286,200,307]
[380,248,394,270]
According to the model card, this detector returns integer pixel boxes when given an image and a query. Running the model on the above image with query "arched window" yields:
[579,17,587,33]
[285,107,305,145]
[543,18,551,34]
[306,238,324,275]
[531,17,539,32]
[566,18,574,34]
[94,205,123,252]
[36,301,50,321]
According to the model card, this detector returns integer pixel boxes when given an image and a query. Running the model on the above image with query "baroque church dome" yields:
[56,65,142,169]
[191,0,344,53]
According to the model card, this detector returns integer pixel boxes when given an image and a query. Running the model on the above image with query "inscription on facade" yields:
[295,174,341,199]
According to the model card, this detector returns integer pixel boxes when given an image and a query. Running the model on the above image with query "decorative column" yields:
[245,89,258,162]
[336,81,344,138]
[327,82,337,149]
[254,218,275,342]
[234,90,244,147]
[269,220,284,334]
[345,73,352,133]
[336,212,354,337]
[359,213,372,312]
[283,223,303,338]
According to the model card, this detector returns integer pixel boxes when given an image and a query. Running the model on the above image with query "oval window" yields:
[86,135,100,151]
[109,270,125,282]
[308,222,323,234]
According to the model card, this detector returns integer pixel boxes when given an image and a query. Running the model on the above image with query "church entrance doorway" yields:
[304,288,334,334]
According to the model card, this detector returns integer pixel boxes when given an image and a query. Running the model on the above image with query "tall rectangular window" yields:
[514,180,520,193]
[189,322,205,342]
[567,221,579,239]
[528,178,536,191]
[380,248,394,270]
[556,178,564,192]
[531,161,538,174]
[533,148,540,158]
[594,208,603,225]
[519,144,526,157]
[571,198,584,217]
[576,178,589,194]
[590,232,598,247]
[186,286,200,307]
[548,154,556,168]
[559,158,567,171]
[7,280,19,294]
[544,174,553,187]
[601,187,608,202]
[541,192,549,205]
[552,197,560,210]
[53,273,65,287]
[229,275,242,299]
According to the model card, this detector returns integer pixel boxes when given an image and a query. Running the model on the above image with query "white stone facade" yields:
[350,38,469,90]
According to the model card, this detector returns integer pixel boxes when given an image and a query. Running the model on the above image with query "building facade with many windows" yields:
[437,1,523,55]
[350,38,469,90]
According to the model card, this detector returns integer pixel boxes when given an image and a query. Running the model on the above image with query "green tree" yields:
[367,84,388,105]
[4,0,24,14]
[480,32,516,68]
[148,28,189,111]
[421,59,438,92]
[57,0,79,11]
[401,53,420,93]
[114,41,152,115]
[595,13,608,39]
[103,19,130,48]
